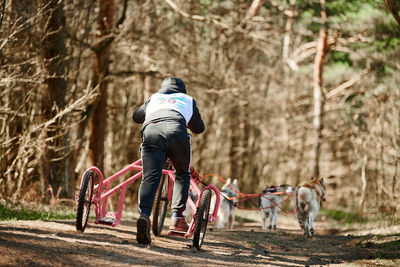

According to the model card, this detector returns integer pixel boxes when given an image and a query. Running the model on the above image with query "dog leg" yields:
[260,210,268,230]
[309,201,319,237]
[273,208,279,230]
[296,210,305,230]
[217,210,225,229]
[309,212,317,237]
[268,210,272,230]
[299,212,309,236]
[309,213,314,237]
[305,216,314,237]
[270,208,278,230]
[265,208,272,230]
[303,216,308,236]
[228,213,233,229]
[217,216,225,229]
[218,202,231,229]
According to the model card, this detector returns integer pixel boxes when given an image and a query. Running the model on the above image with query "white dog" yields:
[293,177,326,237]
[259,184,293,230]
[211,178,239,229]
[183,189,197,221]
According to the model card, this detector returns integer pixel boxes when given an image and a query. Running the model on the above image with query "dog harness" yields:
[221,188,237,198]
[221,189,237,209]
[301,182,325,201]
[262,186,277,194]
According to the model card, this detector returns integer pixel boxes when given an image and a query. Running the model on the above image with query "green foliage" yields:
[0,204,75,221]
[296,0,382,38]
[324,62,353,86]
[372,25,400,56]
[296,0,377,17]
[247,240,258,246]
[330,51,352,66]
[325,0,376,17]
[199,0,219,15]
[235,214,256,223]
[321,209,366,224]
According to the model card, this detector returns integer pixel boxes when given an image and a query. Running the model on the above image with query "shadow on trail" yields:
[0,229,154,266]
[50,219,137,236]
[2,219,399,266]
[353,233,400,261]
[0,224,133,246]
[206,228,375,266]
[46,220,400,265]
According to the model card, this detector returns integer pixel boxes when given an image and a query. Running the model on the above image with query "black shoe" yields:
[136,214,151,245]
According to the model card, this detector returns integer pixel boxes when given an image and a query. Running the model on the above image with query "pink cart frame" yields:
[77,159,220,238]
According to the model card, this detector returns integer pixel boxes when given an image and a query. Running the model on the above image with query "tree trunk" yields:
[40,0,69,197]
[89,0,114,172]
[229,103,240,179]
[312,0,328,178]
[359,150,367,217]
[240,101,250,190]
[384,0,400,26]
[283,0,296,61]
[142,0,156,101]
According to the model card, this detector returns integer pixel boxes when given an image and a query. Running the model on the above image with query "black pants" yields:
[138,120,191,216]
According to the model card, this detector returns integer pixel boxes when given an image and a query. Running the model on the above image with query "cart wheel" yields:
[76,171,94,232]
[193,188,211,250]
[152,163,171,236]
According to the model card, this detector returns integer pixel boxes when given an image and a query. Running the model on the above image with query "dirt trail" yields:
[1,211,399,266]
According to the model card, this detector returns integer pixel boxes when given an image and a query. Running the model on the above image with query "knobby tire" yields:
[152,163,171,236]
[193,188,211,250]
[76,171,94,232]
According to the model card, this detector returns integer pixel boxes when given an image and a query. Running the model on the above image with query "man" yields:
[132,77,205,245]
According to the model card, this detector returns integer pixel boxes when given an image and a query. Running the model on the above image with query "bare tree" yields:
[89,0,115,172]
[312,0,328,178]
[39,0,69,197]
[1,0,399,220]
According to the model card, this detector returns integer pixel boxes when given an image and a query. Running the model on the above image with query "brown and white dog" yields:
[293,177,326,237]
[259,184,293,230]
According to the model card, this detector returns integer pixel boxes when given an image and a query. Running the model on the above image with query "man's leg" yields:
[138,145,166,217]
[137,124,166,245]
[168,137,191,216]
[167,130,191,232]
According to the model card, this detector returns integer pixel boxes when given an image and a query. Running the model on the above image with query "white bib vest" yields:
[145,93,193,123]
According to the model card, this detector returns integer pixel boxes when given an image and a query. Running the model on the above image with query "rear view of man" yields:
[132,77,205,245]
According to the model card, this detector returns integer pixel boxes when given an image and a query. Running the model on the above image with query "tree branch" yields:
[243,0,265,22]
[0,83,98,147]
[116,0,128,28]
[287,33,370,70]
[163,0,229,29]
[326,66,370,99]
[385,0,400,26]
[0,0,5,31]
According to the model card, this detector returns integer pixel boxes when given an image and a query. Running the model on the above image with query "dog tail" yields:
[297,187,312,212]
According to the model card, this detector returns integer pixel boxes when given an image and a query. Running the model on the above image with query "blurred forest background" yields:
[0,0,399,220]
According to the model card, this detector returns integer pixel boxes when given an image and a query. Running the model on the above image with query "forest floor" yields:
[1,208,400,267]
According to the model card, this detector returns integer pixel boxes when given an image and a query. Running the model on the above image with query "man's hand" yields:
[190,166,200,182]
